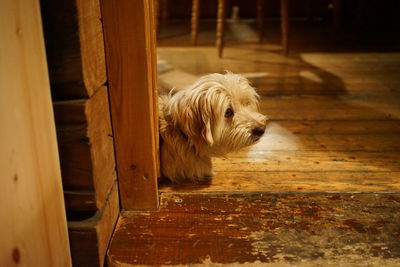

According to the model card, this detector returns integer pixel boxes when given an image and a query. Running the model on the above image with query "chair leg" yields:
[191,0,200,45]
[257,0,264,44]
[216,0,226,58]
[280,0,289,55]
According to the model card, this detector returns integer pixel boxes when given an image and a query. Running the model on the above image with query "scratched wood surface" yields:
[108,193,400,266]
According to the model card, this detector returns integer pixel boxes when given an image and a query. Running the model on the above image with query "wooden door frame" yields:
[101,0,160,210]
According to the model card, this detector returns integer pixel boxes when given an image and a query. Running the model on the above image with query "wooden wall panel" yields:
[41,0,106,99]
[102,0,160,210]
[68,181,119,267]
[0,0,71,265]
[53,87,116,218]
[40,0,120,265]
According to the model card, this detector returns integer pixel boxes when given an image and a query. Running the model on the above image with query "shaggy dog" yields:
[159,72,268,183]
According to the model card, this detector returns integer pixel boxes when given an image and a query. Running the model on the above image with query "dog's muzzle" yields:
[251,125,267,137]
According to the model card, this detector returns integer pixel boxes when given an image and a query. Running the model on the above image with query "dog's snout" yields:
[252,125,266,137]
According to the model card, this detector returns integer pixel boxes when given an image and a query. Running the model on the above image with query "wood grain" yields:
[160,171,400,193]
[40,0,106,100]
[69,180,119,267]
[102,0,159,210]
[213,151,400,172]
[108,193,400,266]
[0,0,71,265]
[54,86,116,215]
[267,120,400,135]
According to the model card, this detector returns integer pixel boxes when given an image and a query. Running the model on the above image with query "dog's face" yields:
[167,72,268,155]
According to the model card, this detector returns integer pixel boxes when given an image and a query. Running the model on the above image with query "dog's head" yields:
[166,71,268,155]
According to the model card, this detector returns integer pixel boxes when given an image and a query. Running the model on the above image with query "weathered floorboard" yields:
[159,171,400,193]
[108,193,400,266]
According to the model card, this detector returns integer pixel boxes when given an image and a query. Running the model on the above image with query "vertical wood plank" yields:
[0,0,71,265]
[147,0,161,177]
[101,0,159,210]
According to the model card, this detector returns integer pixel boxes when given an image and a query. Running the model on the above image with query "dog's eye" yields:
[224,108,234,118]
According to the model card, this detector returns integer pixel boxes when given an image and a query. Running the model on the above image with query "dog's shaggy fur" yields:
[159,72,268,183]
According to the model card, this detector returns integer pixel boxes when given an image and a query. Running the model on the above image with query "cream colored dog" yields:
[159,72,268,183]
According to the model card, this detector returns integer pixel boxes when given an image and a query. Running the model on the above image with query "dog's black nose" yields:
[252,126,266,137]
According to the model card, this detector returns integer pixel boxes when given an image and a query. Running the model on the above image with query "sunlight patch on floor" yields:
[246,122,304,161]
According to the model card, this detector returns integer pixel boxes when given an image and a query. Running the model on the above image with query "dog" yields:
[159,71,268,183]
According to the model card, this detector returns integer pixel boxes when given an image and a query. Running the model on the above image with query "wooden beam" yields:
[41,1,119,263]
[53,86,116,215]
[68,180,119,267]
[0,0,71,265]
[40,0,107,100]
[101,0,160,210]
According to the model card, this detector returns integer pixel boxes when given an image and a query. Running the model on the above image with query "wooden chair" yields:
[191,0,290,58]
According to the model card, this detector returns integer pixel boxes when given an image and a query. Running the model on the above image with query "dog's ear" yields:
[200,115,213,146]
[186,94,214,146]
[167,90,214,147]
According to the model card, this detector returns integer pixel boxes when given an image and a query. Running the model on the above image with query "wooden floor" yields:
[108,20,400,266]
[157,20,400,194]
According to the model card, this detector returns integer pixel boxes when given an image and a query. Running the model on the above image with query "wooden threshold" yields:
[107,192,400,266]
